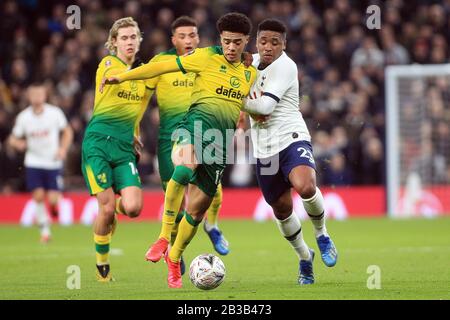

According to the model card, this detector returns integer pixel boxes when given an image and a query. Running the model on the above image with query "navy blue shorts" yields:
[256,140,316,204]
[26,167,63,191]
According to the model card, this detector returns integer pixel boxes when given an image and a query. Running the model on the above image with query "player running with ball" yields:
[101,13,256,288]
[144,16,230,270]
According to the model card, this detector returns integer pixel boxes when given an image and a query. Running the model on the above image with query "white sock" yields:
[35,202,51,237]
[302,187,328,238]
[204,219,217,232]
[275,212,311,261]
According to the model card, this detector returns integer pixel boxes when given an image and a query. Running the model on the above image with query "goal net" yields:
[386,64,450,217]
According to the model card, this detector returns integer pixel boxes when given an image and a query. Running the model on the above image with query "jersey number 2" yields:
[297,147,315,164]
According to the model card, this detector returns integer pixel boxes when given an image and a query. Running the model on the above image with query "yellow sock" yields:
[159,179,187,241]
[169,213,199,263]
[115,197,125,215]
[206,183,222,227]
[170,211,185,246]
[94,233,111,266]
[170,224,179,246]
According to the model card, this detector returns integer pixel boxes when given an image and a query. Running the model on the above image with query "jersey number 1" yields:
[129,162,138,175]
[215,169,224,185]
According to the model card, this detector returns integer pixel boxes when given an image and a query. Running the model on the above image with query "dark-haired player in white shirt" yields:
[244,19,338,285]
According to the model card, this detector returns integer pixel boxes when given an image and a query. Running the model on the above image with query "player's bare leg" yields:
[116,186,142,218]
[166,184,213,288]
[47,190,61,220]
[113,186,142,235]
[289,166,338,267]
[146,143,197,263]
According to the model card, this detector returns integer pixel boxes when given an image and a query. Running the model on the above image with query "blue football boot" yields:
[316,234,338,267]
[298,249,315,285]
[204,223,230,255]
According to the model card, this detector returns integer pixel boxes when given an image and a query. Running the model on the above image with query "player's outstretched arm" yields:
[100,59,180,92]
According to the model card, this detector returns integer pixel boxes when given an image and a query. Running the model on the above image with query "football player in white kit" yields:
[8,82,73,243]
[243,19,338,285]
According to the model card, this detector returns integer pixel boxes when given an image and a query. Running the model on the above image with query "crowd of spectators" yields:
[400,76,450,185]
[1,0,449,193]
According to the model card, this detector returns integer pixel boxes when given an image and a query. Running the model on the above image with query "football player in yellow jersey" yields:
[144,17,230,273]
[102,12,256,288]
[81,17,152,282]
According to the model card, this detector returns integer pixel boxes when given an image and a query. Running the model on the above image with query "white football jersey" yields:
[249,52,310,158]
[12,103,68,169]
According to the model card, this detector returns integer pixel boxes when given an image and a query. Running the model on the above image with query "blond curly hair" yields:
[105,17,142,55]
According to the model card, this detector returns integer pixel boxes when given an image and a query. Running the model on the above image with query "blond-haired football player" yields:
[81,17,151,281]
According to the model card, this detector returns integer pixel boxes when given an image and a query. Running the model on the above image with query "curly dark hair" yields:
[216,12,252,35]
[257,18,287,36]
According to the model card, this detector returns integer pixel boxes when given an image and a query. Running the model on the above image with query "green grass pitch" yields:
[0,218,449,300]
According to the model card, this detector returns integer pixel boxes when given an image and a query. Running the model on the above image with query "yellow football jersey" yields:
[175,46,257,128]
[86,55,151,143]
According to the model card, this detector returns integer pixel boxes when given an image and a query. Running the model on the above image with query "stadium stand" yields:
[1,0,449,193]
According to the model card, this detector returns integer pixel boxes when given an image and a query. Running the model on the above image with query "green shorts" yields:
[157,136,175,191]
[173,107,234,197]
[81,132,141,195]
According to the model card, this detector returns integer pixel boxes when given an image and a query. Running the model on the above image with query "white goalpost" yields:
[386,64,450,217]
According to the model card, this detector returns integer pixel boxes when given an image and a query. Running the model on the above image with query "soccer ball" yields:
[189,254,226,290]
